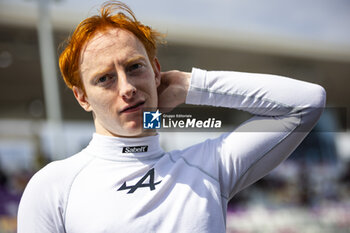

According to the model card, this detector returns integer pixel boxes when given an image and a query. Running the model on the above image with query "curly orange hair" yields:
[59,1,164,93]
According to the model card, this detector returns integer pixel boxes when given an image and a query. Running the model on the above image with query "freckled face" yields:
[74,28,161,137]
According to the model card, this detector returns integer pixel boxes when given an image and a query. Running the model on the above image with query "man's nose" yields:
[118,74,136,100]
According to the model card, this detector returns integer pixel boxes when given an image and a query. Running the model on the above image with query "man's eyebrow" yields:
[87,64,114,79]
[83,55,148,79]
[125,55,147,64]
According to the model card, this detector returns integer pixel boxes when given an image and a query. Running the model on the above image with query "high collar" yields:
[84,133,165,161]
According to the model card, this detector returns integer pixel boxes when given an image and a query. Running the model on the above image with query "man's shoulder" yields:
[167,134,226,167]
[27,150,94,191]
[18,150,95,230]
[170,133,228,156]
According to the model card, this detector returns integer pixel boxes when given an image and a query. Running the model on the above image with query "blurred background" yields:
[0,0,349,232]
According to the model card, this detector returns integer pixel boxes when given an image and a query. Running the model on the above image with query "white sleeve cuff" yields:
[185,68,208,105]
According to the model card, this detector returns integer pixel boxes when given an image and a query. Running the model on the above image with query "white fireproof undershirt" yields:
[18,68,326,233]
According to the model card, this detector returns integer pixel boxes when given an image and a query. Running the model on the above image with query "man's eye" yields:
[98,76,107,83]
[128,63,143,72]
[96,75,113,84]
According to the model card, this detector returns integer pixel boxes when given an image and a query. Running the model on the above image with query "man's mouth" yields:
[120,101,145,113]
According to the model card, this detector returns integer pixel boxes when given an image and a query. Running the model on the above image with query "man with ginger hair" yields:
[18,1,326,232]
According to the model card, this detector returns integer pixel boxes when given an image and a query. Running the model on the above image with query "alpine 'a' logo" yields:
[117,168,161,194]
[122,145,148,153]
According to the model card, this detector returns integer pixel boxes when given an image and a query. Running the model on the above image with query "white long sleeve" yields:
[18,68,325,233]
[185,68,326,198]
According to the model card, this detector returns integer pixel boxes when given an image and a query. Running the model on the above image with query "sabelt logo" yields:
[122,145,148,153]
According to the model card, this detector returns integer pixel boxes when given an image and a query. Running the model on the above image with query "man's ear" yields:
[72,86,92,112]
[153,57,161,87]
